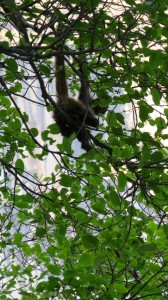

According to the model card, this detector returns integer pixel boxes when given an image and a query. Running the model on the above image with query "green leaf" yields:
[0,109,7,118]
[139,103,148,122]
[41,130,49,141]
[91,203,107,215]
[15,195,32,209]
[139,243,157,256]
[118,171,127,192]
[150,151,163,161]
[13,233,23,244]
[82,235,99,249]
[78,253,95,267]
[39,64,51,78]
[5,58,18,72]
[30,128,38,137]
[0,41,9,47]
[15,159,24,174]
[109,188,121,207]
[10,82,22,93]
[125,0,134,4]
[48,276,60,289]
[48,123,59,134]
[94,254,106,266]
[47,264,60,275]
[0,96,11,108]
[36,227,46,238]
[60,174,74,187]
[23,112,29,122]
[36,281,48,292]
[113,283,128,293]
[19,291,36,299]
[5,31,13,41]
[116,113,125,125]
[151,88,161,105]
[43,36,56,45]
[149,51,163,68]
[164,108,168,118]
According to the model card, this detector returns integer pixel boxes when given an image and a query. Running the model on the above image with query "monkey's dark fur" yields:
[53,53,98,151]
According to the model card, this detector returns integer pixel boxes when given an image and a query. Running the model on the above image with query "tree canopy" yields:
[0,0,168,299]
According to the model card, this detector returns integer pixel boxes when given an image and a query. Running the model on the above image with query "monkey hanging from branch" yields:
[53,44,99,151]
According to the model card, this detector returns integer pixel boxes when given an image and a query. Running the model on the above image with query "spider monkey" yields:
[53,50,99,151]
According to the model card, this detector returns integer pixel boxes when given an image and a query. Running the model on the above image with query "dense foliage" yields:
[0,0,168,299]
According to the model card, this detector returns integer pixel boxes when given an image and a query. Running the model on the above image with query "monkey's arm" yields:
[55,53,68,100]
[78,63,91,107]
[78,59,108,115]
